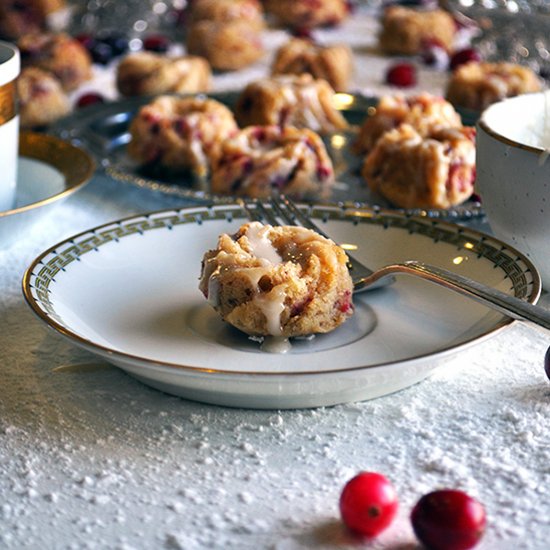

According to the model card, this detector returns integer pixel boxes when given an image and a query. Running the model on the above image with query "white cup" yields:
[0,41,20,212]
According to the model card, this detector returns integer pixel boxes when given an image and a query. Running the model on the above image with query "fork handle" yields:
[363,260,550,332]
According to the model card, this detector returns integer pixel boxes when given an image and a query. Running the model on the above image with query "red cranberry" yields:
[450,48,481,71]
[76,92,106,109]
[411,489,486,550]
[143,34,171,53]
[544,347,550,379]
[339,472,399,537]
[385,62,417,87]
[291,27,314,40]
[90,41,115,65]
[101,33,129,56]
[74,33,95,51]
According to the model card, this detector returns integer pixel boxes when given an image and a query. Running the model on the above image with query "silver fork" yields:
[240,195,550,332]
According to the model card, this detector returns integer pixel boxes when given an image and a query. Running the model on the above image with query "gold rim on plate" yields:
[0,131,95,218]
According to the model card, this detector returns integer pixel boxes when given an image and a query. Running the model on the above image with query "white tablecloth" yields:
[2,10,550,550]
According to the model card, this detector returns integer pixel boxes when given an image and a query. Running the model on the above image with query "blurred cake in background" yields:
[263,0,350,30]
[0,0,66,40]
[446,61,542,111]
[271,38,353,92]
[18,31,92,91]
[185,0,265,71]
[187,0,264,30]
[127,95,238,179]
[116,51,211,96]
[185,19,264,71]
[234,74,348,134]
[17,66,70,128]
[355,93,463,154]
[378,6,456,56]
[210,125,335,200]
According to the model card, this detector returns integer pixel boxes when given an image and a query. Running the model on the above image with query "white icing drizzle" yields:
[260,336,291,354]
[244,223,282,266]
[255,286,286,336]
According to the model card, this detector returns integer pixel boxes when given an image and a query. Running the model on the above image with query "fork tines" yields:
[241,195,331,241]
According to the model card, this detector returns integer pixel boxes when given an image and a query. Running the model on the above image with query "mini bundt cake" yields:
[378,6,456,56]
[446,61,542,111]
[199,221,354,338]
[187,0,265,30]
[271,38,353,92]
[210,125,335,200]
[355,93,463,154]
[18,31,92,91]
[263,0,349,29]
[17,66,70,128]
[116,52,211,97]
[186,19,264,71]
[127,95,238,179]
[0,0,65,40]
[234,74,348,134]
[361,124,476,209]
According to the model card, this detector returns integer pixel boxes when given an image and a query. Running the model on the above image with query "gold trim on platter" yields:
[1,132,95,218]
[0,81,16,124]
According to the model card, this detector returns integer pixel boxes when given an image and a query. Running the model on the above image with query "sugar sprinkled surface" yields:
[4,9,550,550]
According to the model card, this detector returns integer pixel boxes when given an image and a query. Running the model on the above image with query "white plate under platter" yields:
[22,203,540,409]
[0,132,95,248]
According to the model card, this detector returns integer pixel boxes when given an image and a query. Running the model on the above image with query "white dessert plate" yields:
[0,132,95,248]
[50,93,482,220]
[22,203,539,409]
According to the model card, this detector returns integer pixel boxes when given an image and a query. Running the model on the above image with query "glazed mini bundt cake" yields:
[271,37,353,92]
[361,123,476,210]
[116,52,211,97]
[234,74,348,134]
[127,95,238,179]
[354,93,463,154]
[210,125,335,200]
[199,222,354,338]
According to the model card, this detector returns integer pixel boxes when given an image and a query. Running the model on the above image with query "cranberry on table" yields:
[89,41,115,65]
[544,346,550,379]
[291,27,314,40]
[450,48,481,71]
[143,35,171,53]
[411,489,486,550]
[385,62,417,87]
[101,33,129,56]
[76,92,106,109]
[339,471,399,537]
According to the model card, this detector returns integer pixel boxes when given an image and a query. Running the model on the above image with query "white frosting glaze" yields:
[244,222,282,266]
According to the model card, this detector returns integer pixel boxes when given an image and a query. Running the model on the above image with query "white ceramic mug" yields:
[0,41,20,212]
